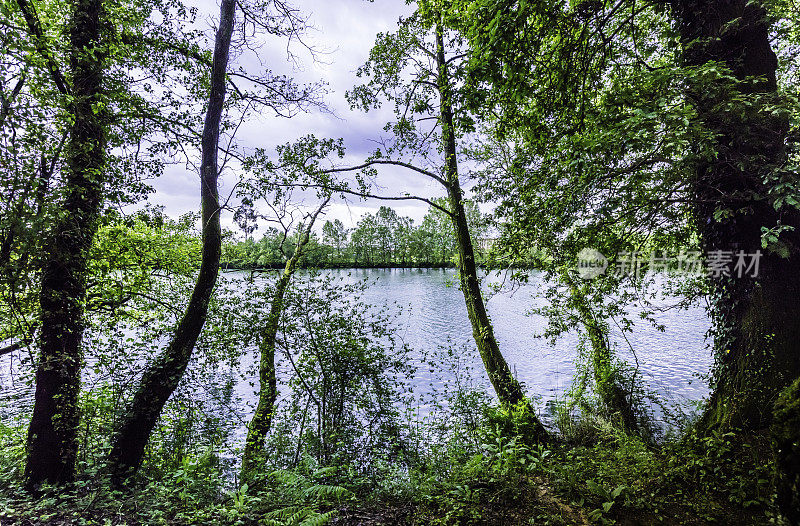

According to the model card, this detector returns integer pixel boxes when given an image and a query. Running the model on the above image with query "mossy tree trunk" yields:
[669,0,800,431]
[24,0,108,489]
[435,22,547,441]
[772,376,800,525]
[106,0,234,483]
[568,284,640,435]
[240,199,329,483]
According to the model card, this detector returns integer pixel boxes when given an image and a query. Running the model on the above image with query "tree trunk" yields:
[107,0,234,482]
[669,0,800,430]
[24,0,107,489]
[569,284,640,435]
[435,22,546,441]
[241,200,328,483]
[772,376,800,525]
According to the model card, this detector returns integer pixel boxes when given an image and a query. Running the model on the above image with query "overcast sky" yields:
[148,0,455,233]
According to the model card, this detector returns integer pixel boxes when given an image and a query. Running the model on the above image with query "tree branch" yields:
[322,159,447,186]
[14,0,69,95]
[0,341,24,356]
[0,70,26,129]
[270,182,453,217]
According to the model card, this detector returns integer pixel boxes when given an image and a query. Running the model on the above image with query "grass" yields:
[0,405,783,526]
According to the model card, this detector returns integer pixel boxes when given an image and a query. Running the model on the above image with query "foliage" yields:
[2,0,798,523]
[0,360,785,525]
[253,273,415,475]
[222,200,491,269]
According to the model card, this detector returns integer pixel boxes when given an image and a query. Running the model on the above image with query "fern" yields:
[260,506,335,526]
[302,484,352,502]
[300,510,335,526]
[263,505,304,521]
[311,466,337,478]
[269,470,303,487]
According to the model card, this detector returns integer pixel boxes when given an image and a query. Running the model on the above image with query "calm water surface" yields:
[320,269,712,411]
[1,268,713,430]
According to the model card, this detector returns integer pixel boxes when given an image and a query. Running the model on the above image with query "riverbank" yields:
[219,262,546,270]
[221,262,457,270]
[0,418,776,525]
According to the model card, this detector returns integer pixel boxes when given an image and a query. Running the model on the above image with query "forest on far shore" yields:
[221,200,503,268]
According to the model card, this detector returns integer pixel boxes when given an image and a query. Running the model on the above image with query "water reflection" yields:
[1,268,712,431]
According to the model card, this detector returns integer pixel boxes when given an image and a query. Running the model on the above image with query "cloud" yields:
[150,0,451,232]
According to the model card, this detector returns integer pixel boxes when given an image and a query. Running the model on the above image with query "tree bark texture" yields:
[107,0,234,482]
[24,0,107,489]
[435,22,547,441]
[670,0,800,430]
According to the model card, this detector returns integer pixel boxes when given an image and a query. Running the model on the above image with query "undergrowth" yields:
[0,401,782,526]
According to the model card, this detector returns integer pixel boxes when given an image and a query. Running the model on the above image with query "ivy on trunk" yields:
[24,0,108,489]
[106,0,234,482]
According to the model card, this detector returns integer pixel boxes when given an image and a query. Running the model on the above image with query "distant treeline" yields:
[222,200,493,269]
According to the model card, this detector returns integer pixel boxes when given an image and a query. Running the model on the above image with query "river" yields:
[1,268,712,435]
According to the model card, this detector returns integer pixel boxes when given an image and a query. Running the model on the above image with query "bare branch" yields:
[0,341,24,356]
[322,159,447,186]
[269,182,453,217]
